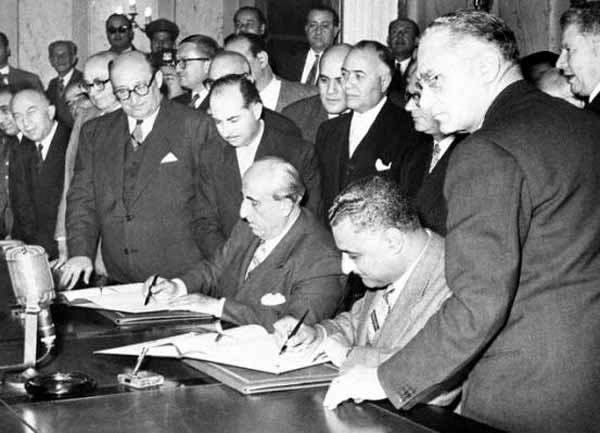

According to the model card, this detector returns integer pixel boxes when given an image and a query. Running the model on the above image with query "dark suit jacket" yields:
[67,99,214,283]
[10,123,69,259]
[387,67,407,107]
[315,100,429,213]
[378,81,600,433]
[0,133,15,238]
[181,209,347,330]
[586,94,600,115]
[196,126,323,258]
[414,134,466,236]
[46,68,83,128]
[274,47,309,83]
[5,66,43,93]
[275,77,318,112]
[281,94,328,143]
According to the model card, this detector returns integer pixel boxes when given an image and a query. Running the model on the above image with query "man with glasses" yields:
[61,51,214,288]
[105,14,136,55]
[173,34,220,109]
[46,40,82,128]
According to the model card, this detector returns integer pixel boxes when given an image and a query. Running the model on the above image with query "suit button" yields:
[123,248,129,255]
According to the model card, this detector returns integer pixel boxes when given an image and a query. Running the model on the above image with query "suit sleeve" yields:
[378,138,526,408]
[319,296,366,345]
[66,122,100,258]
[222,248,347,331]
[9,148,36,243]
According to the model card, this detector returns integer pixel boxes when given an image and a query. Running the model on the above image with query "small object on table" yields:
[25,372,96,399]
[117,346,164,389]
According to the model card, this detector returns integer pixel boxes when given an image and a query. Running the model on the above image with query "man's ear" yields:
[256,51,269,69]
[47,104,56,121]
[475,50,502,84]
[154,69,164,89]
[383,227,404,256]
[251,101,263,120]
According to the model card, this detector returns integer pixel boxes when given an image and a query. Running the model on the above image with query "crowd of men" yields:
[0,3,599,433]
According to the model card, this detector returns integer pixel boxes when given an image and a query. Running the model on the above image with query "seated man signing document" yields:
[274,176,457,407]
[144,157,347,329]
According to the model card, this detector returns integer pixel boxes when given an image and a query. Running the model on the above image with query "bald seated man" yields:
[63,51,214,288]
[144,157,347,330]
[204,50,300,137]
[10,89,70,259]
[282,43,351,143]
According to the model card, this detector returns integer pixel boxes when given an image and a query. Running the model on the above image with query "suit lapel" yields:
[103,112,129,209]
[223,141,242,205]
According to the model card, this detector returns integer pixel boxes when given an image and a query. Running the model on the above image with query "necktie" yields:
[36,143,44,170]
[130,119,144,151]
[189,93,200,109]
[429,141,441,173]
[367,285,396,343]
[57,77,65,96]
[245,241,267,279]
[305,53,320,86]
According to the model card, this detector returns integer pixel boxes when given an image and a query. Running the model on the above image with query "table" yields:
[0,286,503,433]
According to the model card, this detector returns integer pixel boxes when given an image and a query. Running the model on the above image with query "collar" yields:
[0,65,9,75]
[259,207,301,255]
[127,105,161,140]
[396,57,411,75]
[433,135,455,158]
[352,96,387,122]
[59,68,75,84]
[259,77,282,111]
[38,121,58,156]
[589,80,600,103]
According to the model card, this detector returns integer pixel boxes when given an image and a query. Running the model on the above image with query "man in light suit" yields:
[225,33,317,112]
[195,74,322,258]
[46,40,83,128]
[0,32,43,93]
[145,157,346,330]
[9,89,69,260]
[61,51,214,288]
[282,44,351,143]
[557,3,600,114]
[274,177,456,407]
[322,11,600,433]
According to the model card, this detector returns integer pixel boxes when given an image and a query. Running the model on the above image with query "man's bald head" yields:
[208,51,252,81]
[11,89,55,142]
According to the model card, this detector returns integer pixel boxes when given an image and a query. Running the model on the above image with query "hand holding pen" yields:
[278,310,310,355]
[142,275,178,304]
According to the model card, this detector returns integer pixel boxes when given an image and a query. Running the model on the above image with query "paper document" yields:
[95,325,328,374]
[60,283,190,314]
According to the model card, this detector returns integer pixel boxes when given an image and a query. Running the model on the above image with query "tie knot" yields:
[135,119,143,126]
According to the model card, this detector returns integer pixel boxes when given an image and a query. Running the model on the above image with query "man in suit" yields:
[196,74,322,258]
[46,40,82,128]
[386,18,419,106]
[105,14,136,55]
[225,33,317,112]
[174,34,220,108]
[61,51,214,288]
[9,89,69,259]
[274,176,456,406]
[323,11,600,433]
[233,6,267,35]
[277,6,340,85]
[0,87,19,238]
[145,157,346,330]
[145,18,179,54]
[557,3,600,114]
[282,43,351,143]
[0,32,43,93]
[315,40,427,215]
[404,60,464,235]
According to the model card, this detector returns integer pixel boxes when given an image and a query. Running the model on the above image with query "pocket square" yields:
[375,158,391,171]
[160,152,178,163]
[260,292,286,306]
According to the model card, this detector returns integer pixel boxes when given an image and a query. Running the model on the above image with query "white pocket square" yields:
[160,152,178,163]
[375,158,391,171]
[260,292,286,306]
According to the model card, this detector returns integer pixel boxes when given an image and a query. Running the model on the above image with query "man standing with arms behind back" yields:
[323,11,600,433]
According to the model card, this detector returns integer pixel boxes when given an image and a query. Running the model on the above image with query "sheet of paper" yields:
[60,283,183,314]
[95,325,327,374]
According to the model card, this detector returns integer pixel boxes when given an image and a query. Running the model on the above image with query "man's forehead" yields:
[109,16,129,27]
[179,43,200,56]
[236,10,259,22]
[211,88,245,114]
[308,10,334,23]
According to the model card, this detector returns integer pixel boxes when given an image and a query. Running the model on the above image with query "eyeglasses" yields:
[175,57,211,69]
[81,78,111,92]
[113,73,156,102]
[107,25,131,34]
[404,90,421,105]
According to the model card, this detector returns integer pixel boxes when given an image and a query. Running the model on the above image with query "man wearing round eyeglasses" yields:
[105,14,135,55]
[174,34,220,109]
[61,51,215,289]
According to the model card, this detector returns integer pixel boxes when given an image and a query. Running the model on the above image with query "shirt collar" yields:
[589,80,600,103]
[59,68,75,84]
[127,105,161,139]
[260,76,282,110]
[260,207,301,254]
[39,121,58,150]
[0,65,9,75]
[352,96,387,121]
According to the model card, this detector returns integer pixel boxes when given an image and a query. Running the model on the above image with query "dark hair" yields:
[0,32,8,48]
[105,13,132,30]
[353,40,395,76]
[209,73,262,107]
[224,33,267,57]
[560,2,600,34]
[426,10,519,62]
[179,34,221,59]
[234,6,267,27]
[48,40,78,57]
[307,6,340,27]
[519,50,559,83]
[329,176,420,232]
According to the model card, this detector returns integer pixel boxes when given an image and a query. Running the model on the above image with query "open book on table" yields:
[95,324,330,375]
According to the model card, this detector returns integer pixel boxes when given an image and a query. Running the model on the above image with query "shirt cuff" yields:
[214,297,226,318]
[172,278,189,296]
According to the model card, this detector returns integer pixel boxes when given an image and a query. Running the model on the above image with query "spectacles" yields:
[404,90,421,105]
[113,73,156,102]
[107,25,131,34]
[81,78,111,92]
[175,57,211,69]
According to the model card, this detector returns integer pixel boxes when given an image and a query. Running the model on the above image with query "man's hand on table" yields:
[59,256,93,290]
[323,365,386,409]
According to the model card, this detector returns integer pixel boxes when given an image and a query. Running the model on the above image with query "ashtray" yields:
[25,372,96,399]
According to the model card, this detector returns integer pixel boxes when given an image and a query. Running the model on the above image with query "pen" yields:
[144,274,159,306]
[278,309,309,356]
[131,346,149,376]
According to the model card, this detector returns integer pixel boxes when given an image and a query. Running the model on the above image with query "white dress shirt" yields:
[58,68,75,87]
[348,97,387,158]
[235,120,264,177]
[300,48,321,84]
[589,81,600,104]
[127,105,160,141]
[37,121,58,161]
[259,77,282,111]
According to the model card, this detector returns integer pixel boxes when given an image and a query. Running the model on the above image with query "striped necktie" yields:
[130,119,144,151]
[367,285,396,343]
[305,53,320,86]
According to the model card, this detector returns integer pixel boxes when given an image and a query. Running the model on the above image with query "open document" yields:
[95,325,329,375]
